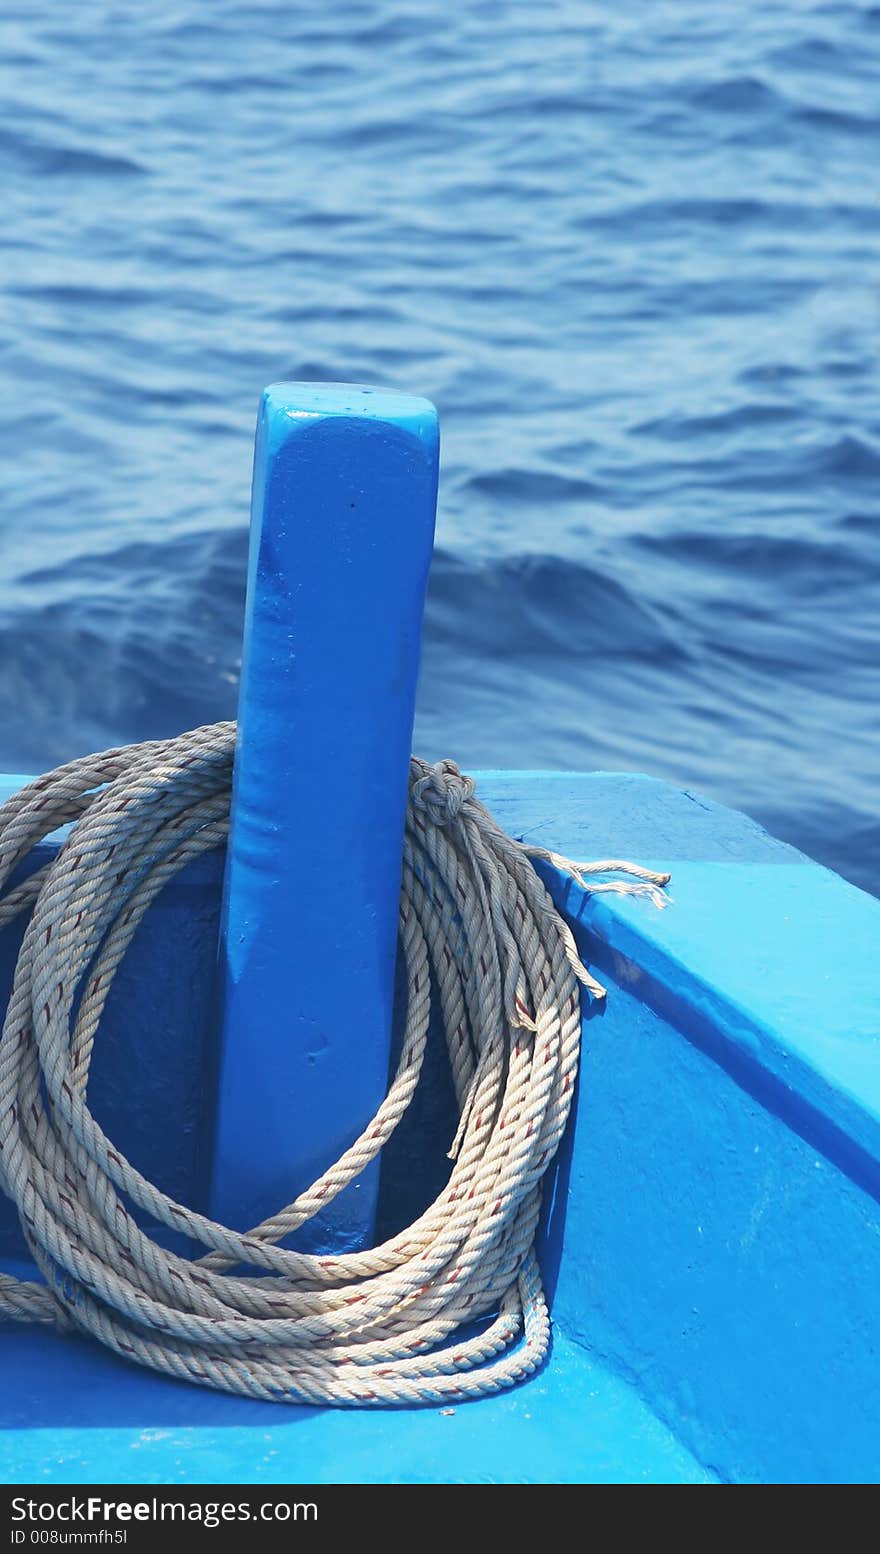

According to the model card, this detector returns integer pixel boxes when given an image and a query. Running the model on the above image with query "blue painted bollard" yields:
[210,383,439,1247]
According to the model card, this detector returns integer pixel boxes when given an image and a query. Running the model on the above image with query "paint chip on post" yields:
[210,382,439,1249]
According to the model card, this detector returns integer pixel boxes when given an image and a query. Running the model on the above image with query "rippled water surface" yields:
[0,1,878,892]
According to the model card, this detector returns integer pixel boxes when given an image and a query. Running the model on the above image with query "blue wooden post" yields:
[210,383,439,1248]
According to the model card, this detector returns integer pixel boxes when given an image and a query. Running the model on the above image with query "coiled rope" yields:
[0,722,668,1406]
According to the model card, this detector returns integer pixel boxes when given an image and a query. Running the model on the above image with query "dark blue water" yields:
[0,2,878,893]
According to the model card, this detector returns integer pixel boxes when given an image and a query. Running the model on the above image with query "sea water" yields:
[0,1,877,892]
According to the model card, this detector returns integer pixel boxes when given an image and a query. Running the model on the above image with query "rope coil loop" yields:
[0,724,668,1405]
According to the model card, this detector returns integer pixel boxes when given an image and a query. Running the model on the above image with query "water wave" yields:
[0,0,877,896]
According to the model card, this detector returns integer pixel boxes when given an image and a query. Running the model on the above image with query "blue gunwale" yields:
[484,770,880,1196]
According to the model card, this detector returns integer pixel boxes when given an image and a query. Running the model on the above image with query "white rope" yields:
[0,724,669,1406]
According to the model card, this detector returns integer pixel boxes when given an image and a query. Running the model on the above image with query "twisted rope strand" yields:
[0,724,669,1405]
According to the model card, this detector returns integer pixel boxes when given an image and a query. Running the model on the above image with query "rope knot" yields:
[410,759,476,828]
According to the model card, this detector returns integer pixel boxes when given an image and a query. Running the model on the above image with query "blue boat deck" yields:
[0,1296,710,1485]
[2,769,879,1483]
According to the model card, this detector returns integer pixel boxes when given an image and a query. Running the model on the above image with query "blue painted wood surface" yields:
[210,384,438,1241]
[1,769,879,1481]
[0,1301,710,1485]
[479,773,880,1482]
